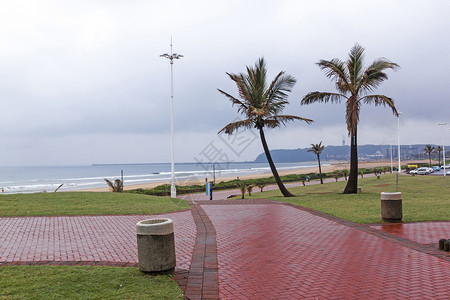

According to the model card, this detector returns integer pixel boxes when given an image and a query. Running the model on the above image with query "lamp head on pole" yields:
[160,53,183,64]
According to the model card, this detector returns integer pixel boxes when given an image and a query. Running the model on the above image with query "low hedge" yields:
[128,164,402,196]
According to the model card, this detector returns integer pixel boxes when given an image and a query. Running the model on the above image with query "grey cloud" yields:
[0,0,449,166]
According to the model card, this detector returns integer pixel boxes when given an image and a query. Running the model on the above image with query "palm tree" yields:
[238,181,246,199]
[423,145,435,167]
[333,174,339,182]
[256,182,267,192]
[104,178,123,192]
[308,141,325,184]
[436,146,443,167]
[301,44,399,194]
[219,58,313,197]
[341,169,349,181]
[247,184,254,196]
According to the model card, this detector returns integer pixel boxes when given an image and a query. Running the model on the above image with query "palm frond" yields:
[228,72,253,107]
[361,58,400,92]
[265,72,296,111]
[265,115,313,128]
[217,88,249,114]
[251,58,267,105]
[301,92,347,105]
[218,118,253,135]
[347,44,365,91]
[367,58,400,73]
[317,58,350,94]
[264,71,284,105]
[104,178,114,189]
[360,94,398,116]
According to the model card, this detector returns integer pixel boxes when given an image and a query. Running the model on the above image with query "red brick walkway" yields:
[0,211,196,272]
[182,204,219,299]
[200,201,450,299]
[1,200,449,299]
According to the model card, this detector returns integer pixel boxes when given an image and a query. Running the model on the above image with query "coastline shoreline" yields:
[81,160,422,192]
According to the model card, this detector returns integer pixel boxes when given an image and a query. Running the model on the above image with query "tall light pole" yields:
[397,112,402,184]
[438,122,447,177]
[160,39,183,198]
[390,138,393,173]
[447,128,450,175]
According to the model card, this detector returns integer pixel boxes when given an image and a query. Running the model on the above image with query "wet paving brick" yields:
[203,204,450,299]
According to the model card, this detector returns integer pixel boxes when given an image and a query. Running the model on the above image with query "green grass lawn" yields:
[0,266,183,299]
[0,192,190,217]
[251,174,450,223]
[0,193,189,298]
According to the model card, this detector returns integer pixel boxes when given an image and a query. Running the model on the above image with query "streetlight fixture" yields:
[438,122,447,177]
[160,39,183,198]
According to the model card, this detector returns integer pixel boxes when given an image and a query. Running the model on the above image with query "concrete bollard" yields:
[381,192,402,223]
[136,218,176,274]
[439,238,447,250]
[445,240,450,252]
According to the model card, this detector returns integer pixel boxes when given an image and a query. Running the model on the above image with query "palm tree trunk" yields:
[344,129,358,194]
[317,154,323,184]
[438,151,441,167]
[259,128,295,197]
[429,154,432,167]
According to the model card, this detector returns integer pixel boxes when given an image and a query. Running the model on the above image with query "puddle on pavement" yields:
[379,223,404,234]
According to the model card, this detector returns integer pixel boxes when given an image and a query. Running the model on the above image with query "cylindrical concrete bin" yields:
[381,192,403,222]
[136,218,176,273]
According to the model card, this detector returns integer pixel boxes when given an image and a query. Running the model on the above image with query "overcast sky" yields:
[1,0,449,166]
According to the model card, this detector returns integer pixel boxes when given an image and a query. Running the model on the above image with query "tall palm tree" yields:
[423,145,435,167]
[436,146,443,167]
[308,141,325,184]
[301,44,399,194]
[219,58,312,197]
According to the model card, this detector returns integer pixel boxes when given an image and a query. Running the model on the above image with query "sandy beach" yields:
[83,160,422,192]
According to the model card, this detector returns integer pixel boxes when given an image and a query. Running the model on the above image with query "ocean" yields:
[0,161,322,194]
